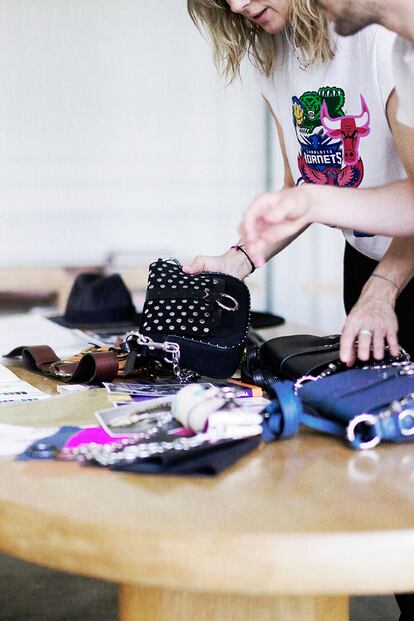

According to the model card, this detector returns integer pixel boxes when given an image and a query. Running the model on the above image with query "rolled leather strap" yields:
[262,381,303,441]
[6,345,120,384]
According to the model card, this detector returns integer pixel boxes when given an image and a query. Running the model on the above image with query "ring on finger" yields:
[358,328,373,338]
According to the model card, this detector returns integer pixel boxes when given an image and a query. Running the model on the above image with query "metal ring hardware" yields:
[346,414,380,450]
[48,361,73,380]
[398,410,414,436]
[216,293,239,312]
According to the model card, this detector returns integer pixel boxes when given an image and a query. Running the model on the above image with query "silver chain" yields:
[121,330,195,383]
[294,348,412,392]
[377,391,414,421]
[67,431,222,467]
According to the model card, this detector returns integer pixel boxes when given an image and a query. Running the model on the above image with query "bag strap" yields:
[263,380,343,437]
[262,381,303,440]
[5,345,120,384]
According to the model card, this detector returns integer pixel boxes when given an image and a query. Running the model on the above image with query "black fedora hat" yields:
[50,273,141,330]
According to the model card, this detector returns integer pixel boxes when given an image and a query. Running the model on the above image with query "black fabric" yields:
[241,345,279,393]
[344,243,414,621]
[50,273,140,329]
[250,311,285,330]
[260,334,341,380]
[111,436,261,476]
[245,328,266,348]
[395,593,414,619]
[343,243,414,357]
[18,426,261,476]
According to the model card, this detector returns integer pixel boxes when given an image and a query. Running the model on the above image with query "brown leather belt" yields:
[5,345,120,384]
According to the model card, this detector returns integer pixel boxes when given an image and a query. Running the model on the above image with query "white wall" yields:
[0,0,345,332]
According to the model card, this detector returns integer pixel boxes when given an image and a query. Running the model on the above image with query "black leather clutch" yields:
[242,334,341,390]
[260,334,341,380]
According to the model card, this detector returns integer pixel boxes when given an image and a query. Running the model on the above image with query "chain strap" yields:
[121,330,196,384]
[294,347,412,393]
[65,431,224,467]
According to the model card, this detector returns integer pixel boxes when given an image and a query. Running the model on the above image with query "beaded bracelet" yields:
[230,244,256,274]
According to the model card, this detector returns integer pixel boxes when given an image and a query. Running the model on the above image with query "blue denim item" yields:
[18,426,81,460]
[265,365,414,449]
[299,366,414,419]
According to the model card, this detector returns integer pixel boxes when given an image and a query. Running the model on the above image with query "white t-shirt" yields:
[253,25,407,261]
[393,35,414,128]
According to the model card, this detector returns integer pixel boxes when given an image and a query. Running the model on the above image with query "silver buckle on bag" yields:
[123,331,177,366]
[346,414,380,450]
[48,360,73,380]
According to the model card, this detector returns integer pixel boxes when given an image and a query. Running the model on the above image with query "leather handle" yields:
[5,345,119,384]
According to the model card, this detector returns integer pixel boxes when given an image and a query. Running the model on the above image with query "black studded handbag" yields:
[138,258,251,378]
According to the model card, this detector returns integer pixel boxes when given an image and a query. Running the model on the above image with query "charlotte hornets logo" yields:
[292,86,372,237]
[293,87,370,189]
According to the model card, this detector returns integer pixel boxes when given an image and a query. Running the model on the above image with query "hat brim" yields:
[48,313,142,332]
[250,311,285,330]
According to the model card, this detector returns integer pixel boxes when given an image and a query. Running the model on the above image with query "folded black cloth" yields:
[110,436,261,476]
[18,424,261,476]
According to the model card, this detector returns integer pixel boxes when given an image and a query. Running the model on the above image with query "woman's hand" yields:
[240,187,312,267]
[340,288,400,366]
[182,249,252,280]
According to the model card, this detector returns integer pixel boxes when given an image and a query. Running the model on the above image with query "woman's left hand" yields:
[340,292,400,366]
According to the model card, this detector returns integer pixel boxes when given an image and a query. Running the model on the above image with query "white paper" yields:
[0,380,50,404]
[0,365,50,404]
[0,365,20,381]
[0,314,89,359]
[57,384,91,394]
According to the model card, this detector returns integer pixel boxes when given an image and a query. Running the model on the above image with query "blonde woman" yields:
[185,0,414,366]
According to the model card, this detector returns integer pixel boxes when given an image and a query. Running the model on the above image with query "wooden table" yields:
[1,345,414,620]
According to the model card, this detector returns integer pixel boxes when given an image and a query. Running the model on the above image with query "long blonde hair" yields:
[187,0,334,81]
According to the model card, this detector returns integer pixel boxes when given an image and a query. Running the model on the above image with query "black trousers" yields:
[344,243,414,619]
[394,593,414,620]
[343,242,414,358]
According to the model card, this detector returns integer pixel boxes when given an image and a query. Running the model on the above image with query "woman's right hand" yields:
[182,249,252,280]
[240,187,312,268]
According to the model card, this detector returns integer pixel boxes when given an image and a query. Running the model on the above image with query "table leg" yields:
[119,584,349,621]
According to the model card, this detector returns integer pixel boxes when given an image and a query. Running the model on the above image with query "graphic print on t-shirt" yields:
[292,86,371,188]
[292,86,372,236]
